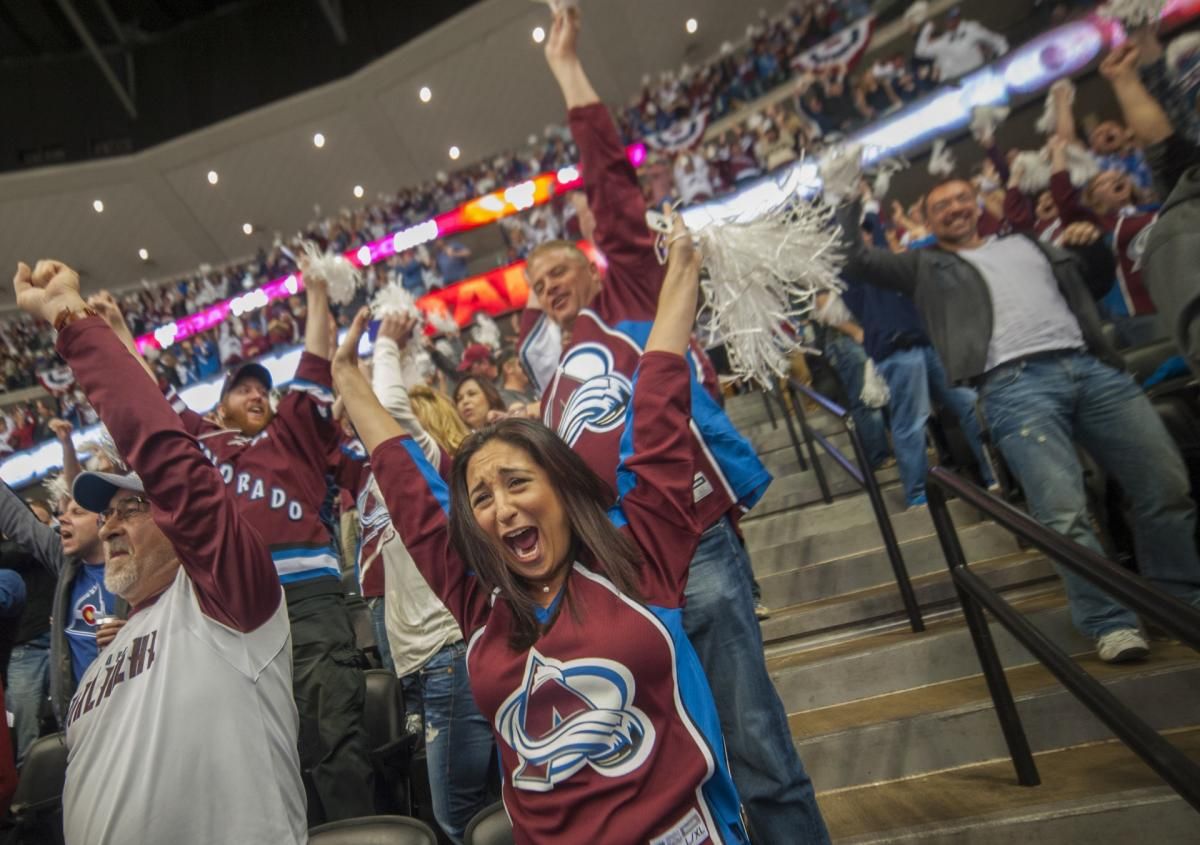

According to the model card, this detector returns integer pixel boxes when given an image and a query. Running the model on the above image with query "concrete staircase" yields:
[722,391,1200,843]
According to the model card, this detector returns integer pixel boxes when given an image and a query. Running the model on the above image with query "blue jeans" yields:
[878,345,996,504]
[684,517,830,845]
[6,632,50,764]
[366,597,394,673]
[981,352,1200,638]
[421,641,494,844]
[824,336,891,468]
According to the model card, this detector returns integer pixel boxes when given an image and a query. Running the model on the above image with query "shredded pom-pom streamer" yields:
[427,308,460,337]
[970,105,1010,142]
[43,474,70,508]
[869,157,908,199]
[301,241,361,306]
[1035,80,1073,135]
[819,143,864,205]
[927,139,956,177]
[370,284,422,320]
[1012,143,1100,193]
[693,200,845,388]
[1098,0,1166,27]
[471,313,501,351]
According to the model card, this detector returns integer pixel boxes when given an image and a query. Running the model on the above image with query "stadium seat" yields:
[3,732,68,845]
[363,669,419,816]
[308,814,439,844]
[463,802,512,845]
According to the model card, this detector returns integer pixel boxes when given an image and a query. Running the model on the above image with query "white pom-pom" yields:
[43,474,70,508]
[969,105,1010,142]
[1098,0,1167,27]
[1065,143,1101,188]
[1012,150,1052,193]
[1036,79,1073,135]
[427,308,460,337]
[471,313,502,351]
[868,157,908,199]
[927,139,956,177]
[370,284,421,320]
[693,200,845,388]
[1011,143,1099,193]
[861,359,891,409]
[301,241,361,306]
[904,1,931,26]
[81,427,127,473]
[819,143,864,205]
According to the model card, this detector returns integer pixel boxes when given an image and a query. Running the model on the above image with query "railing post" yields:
[760,389,777,430]
[845,417,925,633]
[772,387,809,472]
[786,381,833,504]
[927,484,1040,787]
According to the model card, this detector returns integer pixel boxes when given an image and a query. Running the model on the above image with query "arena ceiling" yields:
[0,0,791,310]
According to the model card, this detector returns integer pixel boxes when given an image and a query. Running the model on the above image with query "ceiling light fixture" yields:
[686,18,698,34]
[313,132,326,148]
[449,145,461,160]
[353,184,365,198]
[242,222,254,235]
[532,26,546,43]
[92,199,104,213]
[207,170,219,185]
[138,248,149,261]
[419,86,432,103]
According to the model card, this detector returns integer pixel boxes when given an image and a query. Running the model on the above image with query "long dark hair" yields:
[448,418,643,650]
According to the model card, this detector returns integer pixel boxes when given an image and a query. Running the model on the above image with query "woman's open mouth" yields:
[503,526,541,563]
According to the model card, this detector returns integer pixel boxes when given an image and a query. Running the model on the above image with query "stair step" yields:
[822,729,1200,844]
[759,552,1055,647]
[749,461,903,518]
[767,592,1089,712]
[757,520,1021,607]
[740,484,907,540]
[792,645,1200,789]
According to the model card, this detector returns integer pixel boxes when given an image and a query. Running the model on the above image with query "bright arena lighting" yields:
[419,86,432,103]
[242,222,254,235]
[207,170,219,185]
[532,26,546,43]
[138,248,149,261]
[313,132,326,148]
[92,199,104,213]
[353,184,365,198]
[449,145,461,160]
[686,18,698,34]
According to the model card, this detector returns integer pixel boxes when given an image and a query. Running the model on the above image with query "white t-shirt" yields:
[956,236,1086,371]
[63,567,305,845]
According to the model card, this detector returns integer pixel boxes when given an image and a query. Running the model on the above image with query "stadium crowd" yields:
[1,0,1199,842]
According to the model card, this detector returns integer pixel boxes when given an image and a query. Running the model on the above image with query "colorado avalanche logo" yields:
[496,650,655,792]
[555,344,633,448]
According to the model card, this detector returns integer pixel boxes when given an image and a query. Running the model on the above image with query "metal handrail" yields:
[927,466,1200,813]
[775,379,925,633]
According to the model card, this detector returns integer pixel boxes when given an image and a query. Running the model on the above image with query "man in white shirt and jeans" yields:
[836,178,1200,664]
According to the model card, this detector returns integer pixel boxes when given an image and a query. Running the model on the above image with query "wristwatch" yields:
[52,305,98,333]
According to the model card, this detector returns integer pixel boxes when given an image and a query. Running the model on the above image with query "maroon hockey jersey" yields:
[372,351,746,844]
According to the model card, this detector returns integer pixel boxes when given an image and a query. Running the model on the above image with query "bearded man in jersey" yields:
[91,266,373,820]
[13,259,306,845]
[515,10,830,843]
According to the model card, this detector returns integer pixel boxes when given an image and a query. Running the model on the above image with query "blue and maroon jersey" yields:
[372,352,747,845]
[520,103,769,531]
[168,352,342,587]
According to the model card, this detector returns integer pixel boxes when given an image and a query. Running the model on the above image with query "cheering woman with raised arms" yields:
[332,211,747,844]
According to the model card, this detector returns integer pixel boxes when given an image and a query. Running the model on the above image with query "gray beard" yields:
[104,559,141,597]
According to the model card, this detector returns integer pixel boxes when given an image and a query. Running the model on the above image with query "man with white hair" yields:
[12,259,305,845]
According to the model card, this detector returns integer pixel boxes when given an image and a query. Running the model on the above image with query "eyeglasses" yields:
[98,496,151,528]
